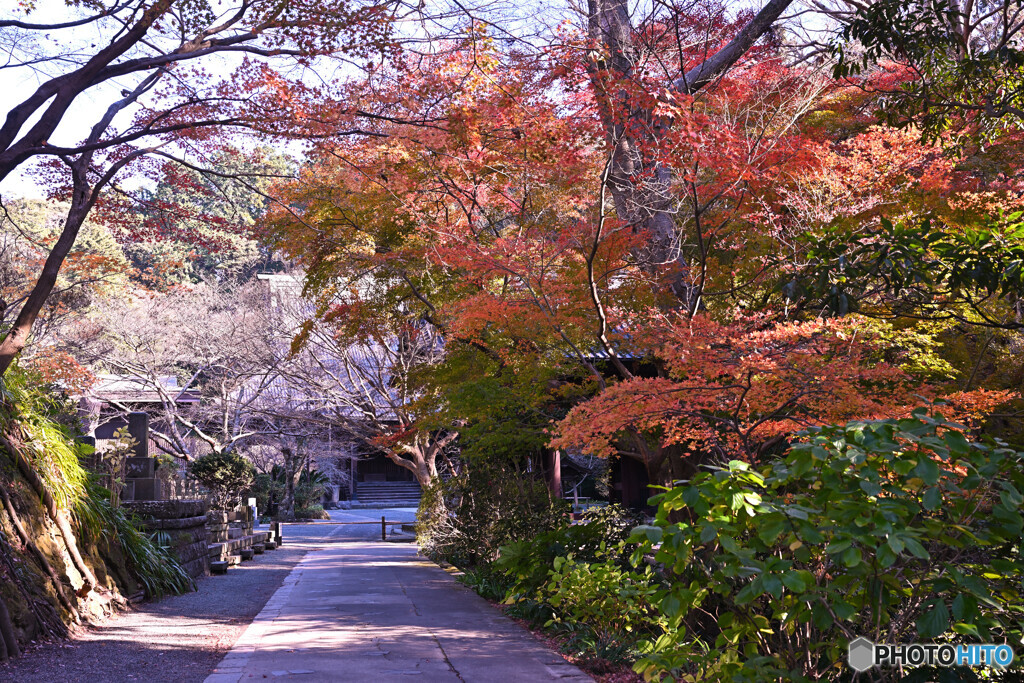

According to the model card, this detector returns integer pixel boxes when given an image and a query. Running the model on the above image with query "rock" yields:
[122,499,208,520]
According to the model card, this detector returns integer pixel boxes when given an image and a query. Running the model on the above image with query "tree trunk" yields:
[585,0,796,307]
[544,449,562,499]
[0,191,91,376]
[282,455,296,518]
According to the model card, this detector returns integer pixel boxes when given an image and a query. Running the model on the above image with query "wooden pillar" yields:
[544,448,562,499]
[349,457,357,501]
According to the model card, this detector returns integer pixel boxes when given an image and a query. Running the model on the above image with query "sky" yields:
[0,0,820,201]
[0,0,273,200]
[1,0,119,197]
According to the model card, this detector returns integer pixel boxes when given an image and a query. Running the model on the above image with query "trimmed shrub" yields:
[189,452,254,510]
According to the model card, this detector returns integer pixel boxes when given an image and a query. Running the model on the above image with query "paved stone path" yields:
[204,522,592,683]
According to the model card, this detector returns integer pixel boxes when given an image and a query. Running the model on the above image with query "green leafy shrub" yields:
[294,477,327,511]
[540,553,662,650]
[578,503,645,536]
[189,452,255,510]
[632,411,1024,682]
[249,472,285,516]
[418,459,568,567]
[458,566,516,602]
[496,505,641,602]
[2,368,88,510]
[248,467,327,518]
[293,504,328,520]
[83,487,195,598]
[491,506,661,667]
[1,367,193,601]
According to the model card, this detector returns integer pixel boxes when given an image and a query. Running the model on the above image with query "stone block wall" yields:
[122,499,210,579]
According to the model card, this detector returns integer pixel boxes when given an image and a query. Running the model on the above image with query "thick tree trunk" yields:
[544,448,562,499]
[385,431,456,490]
[585,0,796,307]
[386,449,433,489]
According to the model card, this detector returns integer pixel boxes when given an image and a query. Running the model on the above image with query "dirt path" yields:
[0,525,335,683]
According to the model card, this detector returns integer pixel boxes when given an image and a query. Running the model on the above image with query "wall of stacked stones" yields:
[121,500,210,579]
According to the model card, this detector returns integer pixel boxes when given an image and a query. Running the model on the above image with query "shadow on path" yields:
[205,540,592,683]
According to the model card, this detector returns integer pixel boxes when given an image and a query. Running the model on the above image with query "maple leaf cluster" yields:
[255,27,1024,482]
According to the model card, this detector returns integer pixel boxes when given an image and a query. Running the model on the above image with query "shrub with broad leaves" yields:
[632,411,1024,682]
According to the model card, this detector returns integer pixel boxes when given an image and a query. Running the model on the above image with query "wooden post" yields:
[350,457,357,501]
[545,448,562,499]
[381,515,386,541]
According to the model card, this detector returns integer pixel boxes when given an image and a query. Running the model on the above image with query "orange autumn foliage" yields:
[263,36,1017,483]
[553,312,1013,461]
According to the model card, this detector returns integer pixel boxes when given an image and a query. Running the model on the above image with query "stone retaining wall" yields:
[122,499,210,579]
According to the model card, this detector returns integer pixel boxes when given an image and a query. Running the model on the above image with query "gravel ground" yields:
[0,523,342,683]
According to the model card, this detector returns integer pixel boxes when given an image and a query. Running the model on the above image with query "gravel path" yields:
[0,524,339,683]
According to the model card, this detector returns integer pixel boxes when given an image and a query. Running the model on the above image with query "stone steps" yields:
[208,531,271,569]
[353,482,422,508]
[350,500,422,509]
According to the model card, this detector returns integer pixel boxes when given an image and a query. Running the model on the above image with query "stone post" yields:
[127,412,149,458]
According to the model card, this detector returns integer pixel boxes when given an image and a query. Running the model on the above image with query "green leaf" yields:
[914,456,941,485]
[842,546,862,568]
[952,593,968,620]
[826,539,852,556]
[720,535,740,554]
[877,543,897,568]
[892,458,916,476]
[859,479,883,496]
[833,601,857,620]
[922,486,942,511]
[734,582,762,605]
[636,525,663,544]
[763,575,784,599]
[756,519,786,545]
[887,535,905,554]
[903,537,930,560]
[812,602,834,629]
[781,570,813,593]
[785,506,809,520]
[917,602,950,638]
[681,486,701,507]
[952,622,980,638]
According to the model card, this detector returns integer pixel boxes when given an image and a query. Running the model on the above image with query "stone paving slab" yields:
[205,541,592,682]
